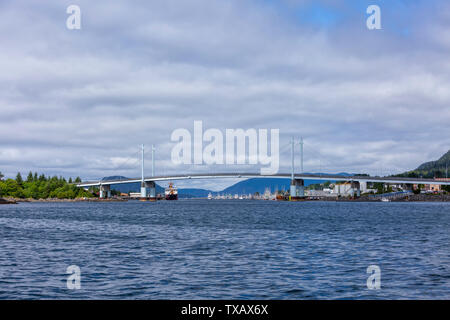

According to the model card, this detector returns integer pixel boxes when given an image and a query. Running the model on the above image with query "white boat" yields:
[381,197,390,202]
[207,192,213,200]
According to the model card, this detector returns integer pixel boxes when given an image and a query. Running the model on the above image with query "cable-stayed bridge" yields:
[76,143,450,200]
[77,172,450,200]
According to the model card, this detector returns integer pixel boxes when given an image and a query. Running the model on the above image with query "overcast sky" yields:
[1,0,449,190]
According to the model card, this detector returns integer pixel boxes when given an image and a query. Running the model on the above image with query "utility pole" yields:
[152,144,155,177]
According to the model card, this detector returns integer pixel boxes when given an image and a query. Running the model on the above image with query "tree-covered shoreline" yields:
[0,171,94,199]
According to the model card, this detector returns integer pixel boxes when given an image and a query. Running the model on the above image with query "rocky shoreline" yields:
[390,194,450,202]
[318,194,450,202]
[1,197,126,203]
[0,198,17,204]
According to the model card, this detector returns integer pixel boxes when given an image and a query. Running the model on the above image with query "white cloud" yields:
[0,0,449,186]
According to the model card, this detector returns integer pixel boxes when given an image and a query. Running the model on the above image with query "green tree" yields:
[373,182,384,194]
[26,171,33,183]
[2,179,24,198]
[0,171,4,181]
[16,172,23,186]
[413,184,425,195]
[75,177,82,183]
[0,181,6,197]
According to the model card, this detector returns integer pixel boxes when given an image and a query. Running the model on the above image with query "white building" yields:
[332,181,373,196]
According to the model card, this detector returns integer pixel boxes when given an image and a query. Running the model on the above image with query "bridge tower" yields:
[152,144,155,177]
[290,137,305,201]
[140,144,157,201]
[140,144,147,198]
[300,137,304,173]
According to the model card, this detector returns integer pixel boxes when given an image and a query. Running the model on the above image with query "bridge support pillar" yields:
[146,181,156,201]
[99,185,110,199]
[290,179,305,201]
[140,182,147,198]
[351,181,361,198]
[140,181,156,201]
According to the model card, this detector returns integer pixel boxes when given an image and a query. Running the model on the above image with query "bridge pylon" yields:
[139,144,157,201]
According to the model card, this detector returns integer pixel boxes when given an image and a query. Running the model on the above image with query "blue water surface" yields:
[0,200,449,299]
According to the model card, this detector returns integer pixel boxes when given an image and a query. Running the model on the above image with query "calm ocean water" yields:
[0,200,449,299]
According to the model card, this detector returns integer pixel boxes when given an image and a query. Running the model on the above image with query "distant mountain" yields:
[395,150,450,178]
[176,188,213,198]
[221,176,341,195]
[109,181,165,194]
[101,177,164,194]
[222,178,288,195]
[417,150,450,171]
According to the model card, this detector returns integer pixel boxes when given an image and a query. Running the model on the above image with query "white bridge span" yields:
[76,145,450,198]
[77,173,450,187]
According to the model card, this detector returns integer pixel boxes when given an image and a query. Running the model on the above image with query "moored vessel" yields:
[165,182,178,200]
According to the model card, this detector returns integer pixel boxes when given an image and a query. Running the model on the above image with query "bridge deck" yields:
[76,173,450,187]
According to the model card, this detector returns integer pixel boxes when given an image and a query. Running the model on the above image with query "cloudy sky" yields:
[0,0,449,189]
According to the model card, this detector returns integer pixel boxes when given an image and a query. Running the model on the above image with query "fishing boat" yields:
[165,182,178,200]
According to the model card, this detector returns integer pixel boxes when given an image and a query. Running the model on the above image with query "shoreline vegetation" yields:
[0,171,95,201]
[1,170,449,204]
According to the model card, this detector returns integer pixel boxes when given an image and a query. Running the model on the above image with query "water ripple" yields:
[0,200,449,299]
